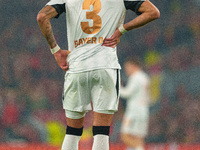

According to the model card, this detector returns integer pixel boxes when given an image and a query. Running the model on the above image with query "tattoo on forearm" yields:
[45,21,56,48]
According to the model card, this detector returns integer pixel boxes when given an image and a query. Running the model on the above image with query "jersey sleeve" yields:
[124,0,145,15]
[46,0,66,18]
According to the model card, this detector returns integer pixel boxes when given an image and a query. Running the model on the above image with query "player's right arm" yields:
[37,6,69,71]
[123,0,160,31]
[102,0,160,48]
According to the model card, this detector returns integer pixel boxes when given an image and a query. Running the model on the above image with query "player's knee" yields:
[65,110,86,119]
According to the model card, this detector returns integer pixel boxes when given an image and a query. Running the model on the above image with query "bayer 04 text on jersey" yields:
[74,37,103,48]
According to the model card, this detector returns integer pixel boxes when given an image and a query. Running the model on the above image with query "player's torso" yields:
[65,0,125,73]
[66,0,125,50]
[128,72,150,108]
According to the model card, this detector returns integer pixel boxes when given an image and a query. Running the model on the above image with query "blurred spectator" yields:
[1,89,20,126]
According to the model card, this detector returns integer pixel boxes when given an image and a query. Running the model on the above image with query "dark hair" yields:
[124,56,143,68]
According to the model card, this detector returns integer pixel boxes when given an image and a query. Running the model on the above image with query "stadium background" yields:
[1,0,200,149]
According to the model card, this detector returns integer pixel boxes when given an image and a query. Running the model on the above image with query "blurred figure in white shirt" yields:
[120,56,150,150]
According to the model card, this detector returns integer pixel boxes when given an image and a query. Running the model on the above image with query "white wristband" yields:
[118,25,127,35]
[50,45,60,54]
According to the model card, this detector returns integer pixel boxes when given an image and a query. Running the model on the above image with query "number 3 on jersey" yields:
[81,0,102,34]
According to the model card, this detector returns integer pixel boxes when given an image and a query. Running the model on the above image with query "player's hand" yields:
[102,28,122,48]
[53,49,70,71]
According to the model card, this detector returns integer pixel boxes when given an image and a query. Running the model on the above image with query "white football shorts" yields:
[121,109,149,137]
[62,69,120,119]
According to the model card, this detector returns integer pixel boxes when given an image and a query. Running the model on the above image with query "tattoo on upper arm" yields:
[38,6,58,48]
[40,5,58,19]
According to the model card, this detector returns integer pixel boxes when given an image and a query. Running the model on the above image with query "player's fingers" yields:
[102,42,116,46]
[61,63,69,71]
[102,39,110,44]
[102,39,116,45]
[103,37,114,42]
[66,63,69,69]
[110,44,117,48]
[104,39,117,44]
[104,37,113,40]
[102,42,117,47]
[61,66,68,71]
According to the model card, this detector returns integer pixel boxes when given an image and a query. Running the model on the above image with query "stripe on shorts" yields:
[116,69,119,98]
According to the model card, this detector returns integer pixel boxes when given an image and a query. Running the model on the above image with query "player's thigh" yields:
[63,72,92,118]
[91,69,120,114]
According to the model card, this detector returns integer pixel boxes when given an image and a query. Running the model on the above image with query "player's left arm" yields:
[102,0,160,48]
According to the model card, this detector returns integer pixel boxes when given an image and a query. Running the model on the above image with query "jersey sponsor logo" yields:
[74,37,103,48]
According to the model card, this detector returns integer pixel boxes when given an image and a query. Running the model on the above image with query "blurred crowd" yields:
[0,0,200,147]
